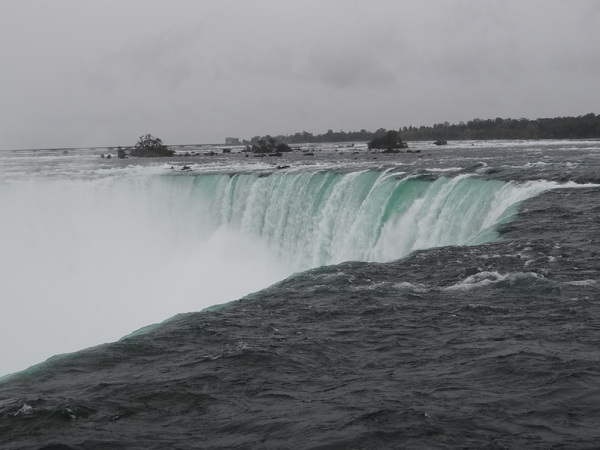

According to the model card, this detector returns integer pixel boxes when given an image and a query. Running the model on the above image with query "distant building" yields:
[225,137,240,145]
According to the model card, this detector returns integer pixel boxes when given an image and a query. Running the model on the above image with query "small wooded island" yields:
[246,136,292,154]
[118,134,175,158]
[367,130,408,151]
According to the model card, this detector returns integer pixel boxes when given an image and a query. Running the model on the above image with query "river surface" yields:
[1,140,599,448]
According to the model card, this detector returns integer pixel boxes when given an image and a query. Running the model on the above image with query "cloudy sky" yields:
[1,0,598,149]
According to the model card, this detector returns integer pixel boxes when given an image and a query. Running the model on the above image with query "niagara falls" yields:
[2,139,600,448]
[2,1,600,447]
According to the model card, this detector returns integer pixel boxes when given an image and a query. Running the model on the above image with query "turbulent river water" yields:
[1,140,599,448]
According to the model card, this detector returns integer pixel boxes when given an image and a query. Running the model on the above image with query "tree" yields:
[130,134,174,157]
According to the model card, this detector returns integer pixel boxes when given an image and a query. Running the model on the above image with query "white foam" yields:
[445,271,544,291]
[567,279,597,286]
[445,271,510,291]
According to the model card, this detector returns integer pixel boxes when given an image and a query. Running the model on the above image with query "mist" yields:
[0,173,291,376]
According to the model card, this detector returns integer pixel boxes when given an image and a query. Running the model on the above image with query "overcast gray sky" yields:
[1,0,598,149]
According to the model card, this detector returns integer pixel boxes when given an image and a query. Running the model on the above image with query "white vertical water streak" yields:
[310,170,373,266]
[334,169,400,263]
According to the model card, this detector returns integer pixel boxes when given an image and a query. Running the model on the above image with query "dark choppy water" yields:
[1,140,600,448]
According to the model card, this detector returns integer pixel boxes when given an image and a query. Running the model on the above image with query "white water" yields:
[0,160,560,376]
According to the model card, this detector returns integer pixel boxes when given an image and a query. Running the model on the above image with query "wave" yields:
[444,270,546,291]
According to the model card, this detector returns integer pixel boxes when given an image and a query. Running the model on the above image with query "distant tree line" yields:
[400,113,600,140]
[246,113,600,144]
[246,128,397,146]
